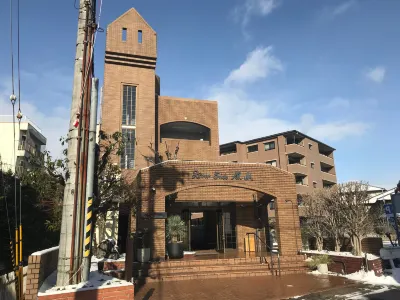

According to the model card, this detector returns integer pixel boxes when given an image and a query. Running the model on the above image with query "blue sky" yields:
[0,0,399,188]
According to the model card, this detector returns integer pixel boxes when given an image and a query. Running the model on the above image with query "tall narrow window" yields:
[120,128,135,169]
[122,85,136,126]
[122,28,127,41]
[121,85,136,169]
[138,30,142,43]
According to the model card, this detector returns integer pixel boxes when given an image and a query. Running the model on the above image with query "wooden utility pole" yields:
[57,0,95,286]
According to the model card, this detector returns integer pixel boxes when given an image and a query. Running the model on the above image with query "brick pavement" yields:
[134,274,354,300]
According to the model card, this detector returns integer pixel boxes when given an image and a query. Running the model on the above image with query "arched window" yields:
[160,122,210,142]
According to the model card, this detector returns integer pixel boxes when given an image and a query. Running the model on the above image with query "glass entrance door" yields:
[216,210,225,253]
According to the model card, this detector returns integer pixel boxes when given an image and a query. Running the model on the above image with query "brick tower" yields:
[102,8,159,175]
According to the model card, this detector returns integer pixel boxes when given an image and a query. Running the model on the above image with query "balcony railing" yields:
[286,143,306,156]
[18,142,42,158]
[288,163,307,175]
[321,171,337,183]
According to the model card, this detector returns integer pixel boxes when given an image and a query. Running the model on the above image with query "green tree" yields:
[0,166,59,274]
[22,131,138,253]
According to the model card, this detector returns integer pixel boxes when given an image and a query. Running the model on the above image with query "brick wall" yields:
[38,285,134,300]
[102,8,158,174]
[305,253,383,276]
[135,160,302,258]
[158,96,219,161]
[25,246,59,300]
[361,237,383,256]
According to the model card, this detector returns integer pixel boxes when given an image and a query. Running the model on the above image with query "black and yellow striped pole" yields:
[19,224,24,300]
[84,197,93,258]
[15,228,20,300]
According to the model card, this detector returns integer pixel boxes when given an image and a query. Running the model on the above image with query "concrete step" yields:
[142,266,309,282]
[133,256,305,269]
[133,260,308,278]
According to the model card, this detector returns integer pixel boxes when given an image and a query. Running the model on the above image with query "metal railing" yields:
[18,142,42,158]
[254,230,281,276]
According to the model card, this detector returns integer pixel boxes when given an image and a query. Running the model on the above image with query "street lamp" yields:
[285,199,299,253]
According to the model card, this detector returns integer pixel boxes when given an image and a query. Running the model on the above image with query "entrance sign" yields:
[192,170,253,181]
[141,212,167,219]
[384,203,396,227]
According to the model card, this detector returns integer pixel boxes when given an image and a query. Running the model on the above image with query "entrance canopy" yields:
[134,160,302,258]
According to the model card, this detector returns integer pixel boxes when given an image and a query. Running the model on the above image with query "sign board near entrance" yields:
[192,170,253,181]
[141,212,168,219]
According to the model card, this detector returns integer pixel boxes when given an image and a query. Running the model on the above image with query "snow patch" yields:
[91,254,125,263]
[38,261,132,296]
[344,270,400,286]
[302,250,379,260]
[339,286,391,300]
[31,246,59,256]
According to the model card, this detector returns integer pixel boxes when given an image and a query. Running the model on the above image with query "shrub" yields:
[307,255,332,268]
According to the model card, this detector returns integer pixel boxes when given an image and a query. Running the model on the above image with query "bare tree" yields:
[321,187,346,252]
[302,189,327,251]
[336,181,374,256]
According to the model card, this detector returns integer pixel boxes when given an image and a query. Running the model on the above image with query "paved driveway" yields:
[134,274,355,300]
[291,283,400,300]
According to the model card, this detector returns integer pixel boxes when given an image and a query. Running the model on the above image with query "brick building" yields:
[220,131,337,198]
[101,8,302,261]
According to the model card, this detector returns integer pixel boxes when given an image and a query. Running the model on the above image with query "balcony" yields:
[288,163,307,175]
[285,143,306,156]
[295,183,311,195]
[319,153,334,166]
[321,172,337,184]
[18,142,42,159]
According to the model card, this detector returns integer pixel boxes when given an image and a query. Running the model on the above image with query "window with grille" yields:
[122,85,137,126]
[264,141,275,151]
[120,128,135,169]
[247,144,258,153]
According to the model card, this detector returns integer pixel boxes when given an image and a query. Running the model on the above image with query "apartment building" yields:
[219,130,337,197]
[100,8,302,259]
[0,115,46,174]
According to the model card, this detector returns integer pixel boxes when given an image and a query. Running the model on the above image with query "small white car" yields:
[380,247,400,279]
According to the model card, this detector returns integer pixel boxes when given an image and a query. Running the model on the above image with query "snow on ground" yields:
[310,269,400,286]
[344,270,400,286]
[38,261,132,296]
[338,286,391,300]
[91,253,126,263]
[301,250,379,260]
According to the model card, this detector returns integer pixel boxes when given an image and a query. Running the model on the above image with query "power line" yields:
[9,0,15,95]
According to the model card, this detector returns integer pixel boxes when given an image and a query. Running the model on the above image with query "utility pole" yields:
[82,77,99,281]
[57,0,95,286]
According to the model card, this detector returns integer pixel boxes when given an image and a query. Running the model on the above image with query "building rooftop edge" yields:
[220,130,336,151]
[138,160,295,177]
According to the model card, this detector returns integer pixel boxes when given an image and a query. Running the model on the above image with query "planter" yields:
[167,242,184,259]
[137,248,150,263]
[317,264,329,274]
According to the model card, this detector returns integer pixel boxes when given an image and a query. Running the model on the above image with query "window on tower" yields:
[120,128,135,169]
[122,85,136,126]
[138,30,143,43]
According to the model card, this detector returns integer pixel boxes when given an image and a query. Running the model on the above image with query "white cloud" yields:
[306,119,369,142]
[326,97,350,109]
[0,69,71,158]
[332,0,357,16]
[364,66,386,84]
[208,46,369,144]
[224,46,283,85]
[233,0,280,37]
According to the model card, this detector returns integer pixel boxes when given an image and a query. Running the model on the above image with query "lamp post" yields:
[285,199,298,253]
